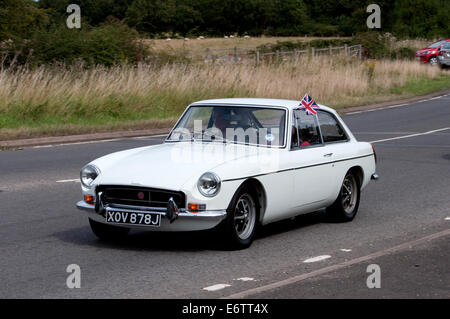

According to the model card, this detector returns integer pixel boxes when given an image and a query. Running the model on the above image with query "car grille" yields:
[96,185,185,209]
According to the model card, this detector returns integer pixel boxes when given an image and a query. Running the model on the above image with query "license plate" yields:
[106,210,161,227]
[415,57,420,60]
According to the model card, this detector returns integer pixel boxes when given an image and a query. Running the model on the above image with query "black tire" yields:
[89,218,130,240]
[326,171,361,222]
[439,63,448,70]
[219,186,259,250]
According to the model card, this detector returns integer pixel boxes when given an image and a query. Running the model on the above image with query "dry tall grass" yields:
[0,56,446,139]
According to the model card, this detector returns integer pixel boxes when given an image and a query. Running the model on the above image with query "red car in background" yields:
[416,39,450,65]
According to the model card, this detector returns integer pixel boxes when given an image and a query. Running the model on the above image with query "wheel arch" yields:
[232,178,267,224]
[348,166,364,187]
[429,55,438,63]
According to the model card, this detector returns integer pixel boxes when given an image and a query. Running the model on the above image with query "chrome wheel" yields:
[341,175,358,215]
[429,57,438,65]
[234,194,256,240]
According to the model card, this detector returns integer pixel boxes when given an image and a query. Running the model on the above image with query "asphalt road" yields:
[0,95,449,299]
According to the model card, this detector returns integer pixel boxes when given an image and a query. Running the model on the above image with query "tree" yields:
[0,0,49,41]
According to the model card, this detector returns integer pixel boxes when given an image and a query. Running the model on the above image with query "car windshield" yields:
[167,105,286,147]
[428,40,446,48]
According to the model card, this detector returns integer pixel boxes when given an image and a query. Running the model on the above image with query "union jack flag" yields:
[298,94,319,115]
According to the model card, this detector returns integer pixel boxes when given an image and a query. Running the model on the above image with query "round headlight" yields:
[197,172,221,197]
[80,165,100,188]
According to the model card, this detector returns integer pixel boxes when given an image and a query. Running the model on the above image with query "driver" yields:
[211,108,230,138]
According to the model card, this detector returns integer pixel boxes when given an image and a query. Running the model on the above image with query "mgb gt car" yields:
[77,97,378,249]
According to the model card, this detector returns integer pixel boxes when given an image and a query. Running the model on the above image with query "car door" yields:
[289,109,336,212]
[316,110,354,199]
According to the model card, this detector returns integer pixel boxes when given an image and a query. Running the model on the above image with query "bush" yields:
[351,32,390,59]
[1,23,149,67]
[351,32,418,60]
[391,47,416,60]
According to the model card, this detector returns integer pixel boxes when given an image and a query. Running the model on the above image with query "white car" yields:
[77,98,378,249]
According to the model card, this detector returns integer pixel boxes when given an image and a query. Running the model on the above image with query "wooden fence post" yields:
[256,50,260,65]
[329,45,332,56]
[311,47,315,58]
[344,44,348,56]
[234,46,238,62]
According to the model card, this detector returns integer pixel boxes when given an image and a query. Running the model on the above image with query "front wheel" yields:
[220,188,259,250]
[326,172,361,222]
[429,56,438,65]
[89,218,130,241]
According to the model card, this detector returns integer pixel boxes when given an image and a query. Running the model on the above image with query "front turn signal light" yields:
[188,203,206,212]
[84,195,95,205]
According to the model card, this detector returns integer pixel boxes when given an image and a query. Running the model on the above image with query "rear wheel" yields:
[89,218,130,240]
[220,187,259,250]
[326,171,361,222]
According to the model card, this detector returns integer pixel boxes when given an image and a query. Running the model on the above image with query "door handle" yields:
[323,153,333,157]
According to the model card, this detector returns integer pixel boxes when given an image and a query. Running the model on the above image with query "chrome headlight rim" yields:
[197,172,221,197]
[80,164,101,188]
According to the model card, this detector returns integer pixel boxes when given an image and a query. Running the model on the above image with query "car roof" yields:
[190,98,335,112]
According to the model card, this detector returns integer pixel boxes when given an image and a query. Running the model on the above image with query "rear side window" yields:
[317,111,348,143]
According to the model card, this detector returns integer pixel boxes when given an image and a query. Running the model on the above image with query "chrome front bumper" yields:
[76,201,227,232]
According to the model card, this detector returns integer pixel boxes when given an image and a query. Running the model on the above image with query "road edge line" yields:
[369,127,450,143]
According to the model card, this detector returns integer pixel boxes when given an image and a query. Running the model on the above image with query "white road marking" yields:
[235,277,255,282]
[340,249,352,252]
[445,217,450,221]
[345,94,447,115]
[132,134,168,140]
[203,284,231,291]
[33,139,121,148]
[303,255,331,263]
[369,127,450,144]
[31,134,168,148]
[222,229,450,299]
[56,179,80,183]
[355,131,418,135]
[346,103,408,115]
